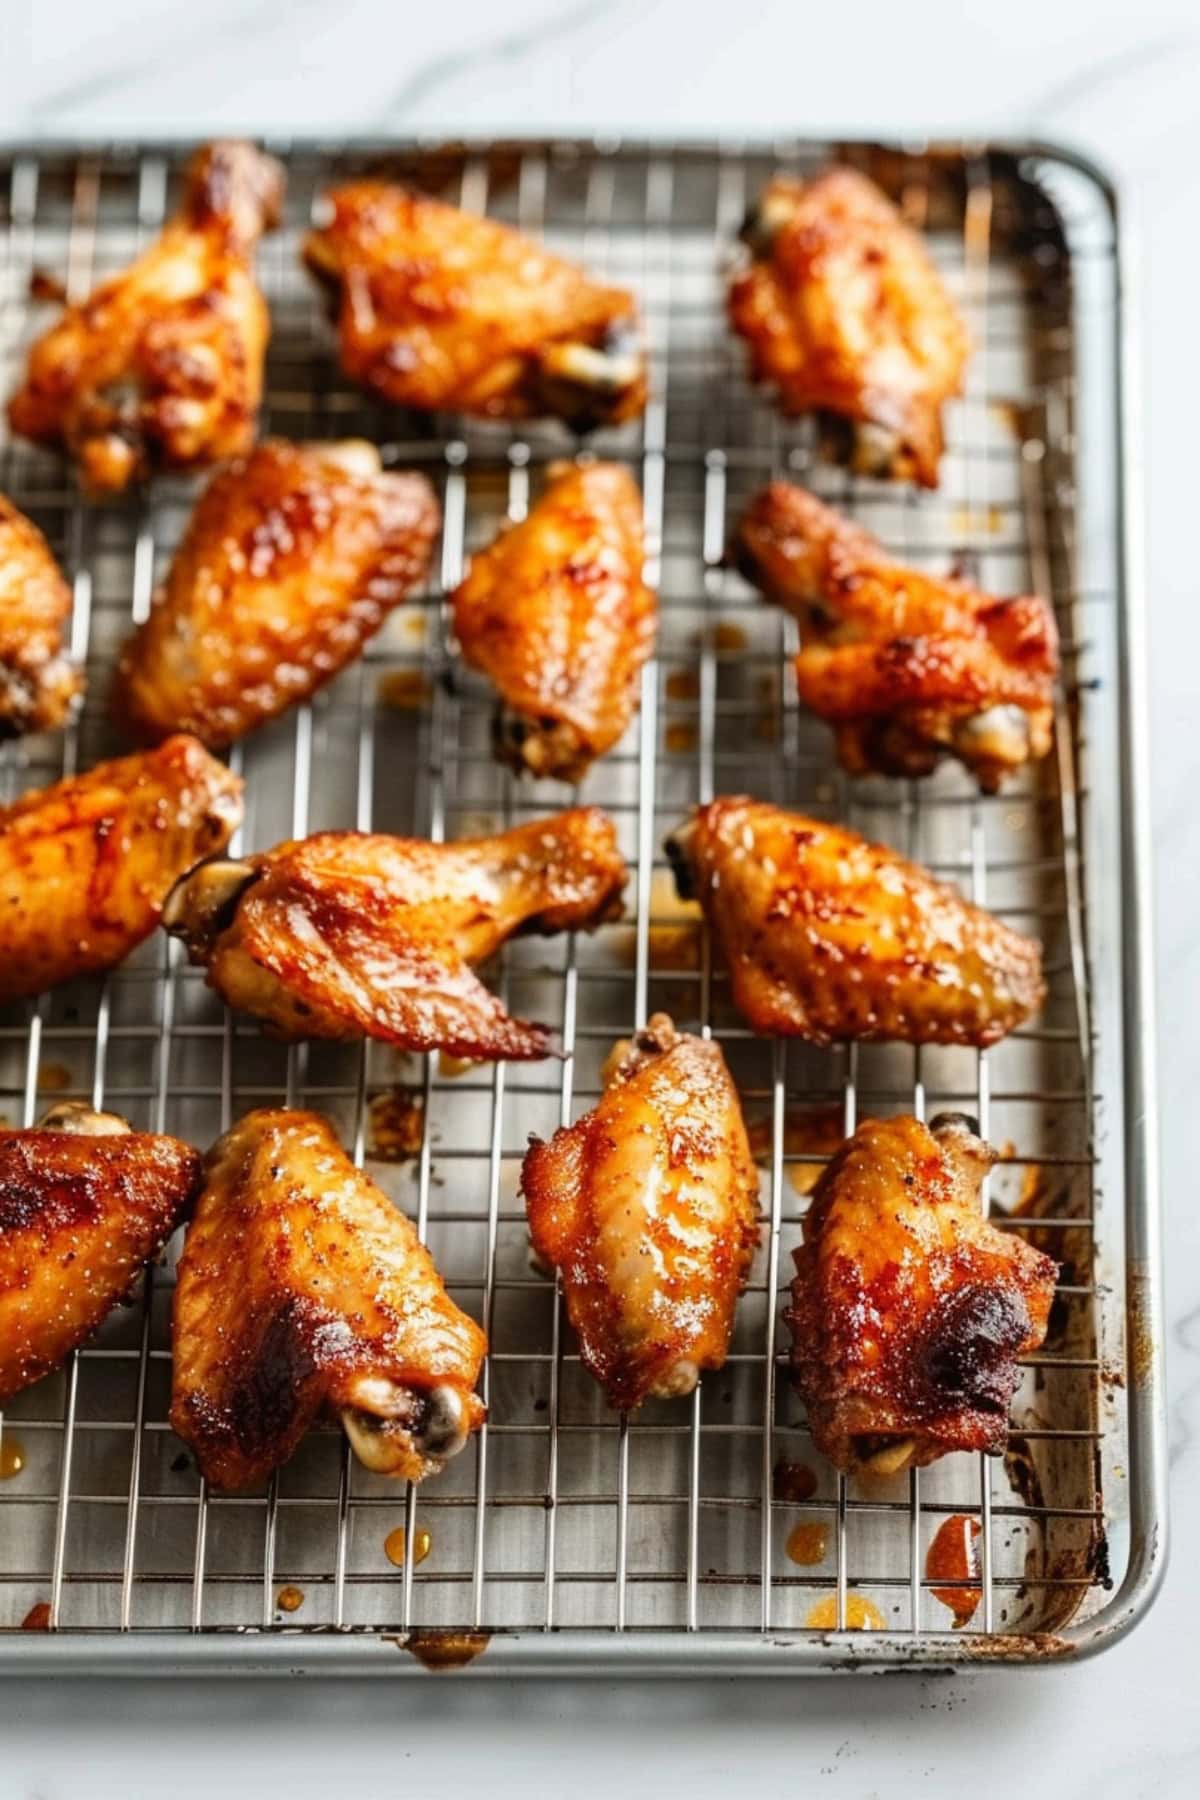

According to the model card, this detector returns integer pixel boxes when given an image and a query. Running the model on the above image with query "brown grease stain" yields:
[438,1051,481,1079]
[276,1585,305,1614]
[665,721,697,754]
[36,1063,72,1093]
[29,268,67,304]
[665,669,699,701]
[0,1436,26,1480]
[384,1525,432,1569]
[772,1460,817,1503]
[804,1593,885,1631]
[404,1628,490,1670]
[785,1520,829,1566]
[616,868,702,972]
[748,1103,847,1194]
[951,505,1005,537]
[21,1602,51,1632]
[926,1513,981,1627]
[378,669,430,711]
[712,621,748,654]
[367,1088,426,1161]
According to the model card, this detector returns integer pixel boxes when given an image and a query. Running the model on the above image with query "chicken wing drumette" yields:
[786,1112,1057,1474]
[303,182,647,429]
[8,140,283,494]
[522,1014,759,1410]
[0,494,83,738]
[170,1109,485,1489]
[164,809,626,1058]
[114,440,440,746]
[0,736,242,1005]
[667,798,1044,1046]
[735,481,1058,789]
[729,169,969,487]
[451,462,656,781]
[0,1102,201,1403]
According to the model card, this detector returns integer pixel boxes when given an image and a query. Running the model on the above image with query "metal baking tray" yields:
[0,136,1163,1675]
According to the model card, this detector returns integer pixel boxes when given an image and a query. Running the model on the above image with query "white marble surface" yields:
[0,1,1197,1794]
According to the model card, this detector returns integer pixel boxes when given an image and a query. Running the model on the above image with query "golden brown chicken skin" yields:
[0,1102,201,1403]
[0,735,243,1005]
[8,141,283,494]
[735,482,1058,790]
[667,798,1044,1047]
[170,1108,486,1490]
[0,495,83,739]
[729,170,970,487]
[164,809,626,1058]
[303,181,647,429]
[452,462,656,781]
[786,1112,1057,1474]
[113,440,440,747]
[523,1014,759,1411]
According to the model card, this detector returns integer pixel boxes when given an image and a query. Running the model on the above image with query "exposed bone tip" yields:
[37,1101,131,1138]
[854,1435,918,1477]
[162,857,257,951]
[340,1382,471,1476]
[648,1358,700,1401]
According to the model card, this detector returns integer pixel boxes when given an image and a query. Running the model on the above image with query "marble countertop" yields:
[1,2,1196,1795]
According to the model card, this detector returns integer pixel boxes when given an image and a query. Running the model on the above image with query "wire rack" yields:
[0,137,1163,1675]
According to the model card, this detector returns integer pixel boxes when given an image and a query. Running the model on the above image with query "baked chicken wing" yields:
[0,494,83,738]
[0,1101,200,1404]
[786,1112,1057,1474]
[0,735,243,1005]
[8,141,283,494]
[114,440,440,747]
[666,797,1043,1046]
[522,1015,759,1410]
[164,809,626,1058]
[451,462,655,781]
[303,182,647,429]
[729,169,969,487]
[170,1108,485,1489]
[735,481,1058,789]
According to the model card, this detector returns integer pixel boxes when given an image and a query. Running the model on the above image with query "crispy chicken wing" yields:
[735,482,1058,789]
[522,1014,758,1410]
[666,797,1044,1047]
[8,141,283,494]
[0,735,243,1005]
[0,1102,200,1403]
[786,1112,1057,1474]
[0,494,83,738]
[729,170,969,487]
[451,462,655,781]
[303,182,647,429]
[170,1108,485,1489]
[113,440,440,747]
[164,809,626,1058]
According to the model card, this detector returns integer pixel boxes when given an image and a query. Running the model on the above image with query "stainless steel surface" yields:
[0,137,1163,1674]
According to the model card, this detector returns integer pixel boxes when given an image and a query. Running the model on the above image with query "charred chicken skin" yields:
[170,1108,485,1489]
[729,169,969,487]
[303,181,647,430]
[522,1014,759,1410]
[114,440,440,747]
[0,735,242,1006]
[164,810,626,1058]
[0,1102,201,1404]
[451,462,656,781]
[667,798,1044,1047]
[735,482,1058,790]
[786,1112,1057,1474]
[8,141,283,494]
[0,495,83,738]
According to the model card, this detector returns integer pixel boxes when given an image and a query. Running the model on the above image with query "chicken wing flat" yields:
[8,141,283,494]
[0,494,83,738]
[451,462,655,781]
[0,735,243,1005]
[729,170,969,487]
[114,440,440,747]
[523,1014,759,1410]
[303,182,647,430]
[0,1101,200,1403]
[666,797,1043,1047]
[171,1108,485,1489]
[786,1112,1057,1474]
[735,482,1058,790]
[164,809,626,1058]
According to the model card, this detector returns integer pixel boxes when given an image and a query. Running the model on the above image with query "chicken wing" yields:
[164,809,626,1058]
[0,1102,200,1403]
[8,141,283,494]
[303,181,647,430]
[0,735,243,1005]
[729,169,969,487]
[451,462,655,781]
[0,494,83,738]
[170,1108,485,1489]
[735,481,1058,789]
[113,440,440,747]
[786,1112,1057,1474]
[666,797,1043,1046]
[522,1013,759,1410]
